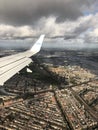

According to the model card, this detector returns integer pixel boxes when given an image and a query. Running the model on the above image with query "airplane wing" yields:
[0,34,45,86]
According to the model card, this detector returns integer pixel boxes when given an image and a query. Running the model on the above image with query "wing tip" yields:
[30,34,45,53]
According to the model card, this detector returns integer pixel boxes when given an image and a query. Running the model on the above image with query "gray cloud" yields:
[0,0,93,26]
[0,0,97,47]
[0,14,94,40]
[64,34,77,40]
[72,16,92,37]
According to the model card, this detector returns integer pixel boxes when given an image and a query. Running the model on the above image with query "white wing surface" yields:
[0,35,45,86]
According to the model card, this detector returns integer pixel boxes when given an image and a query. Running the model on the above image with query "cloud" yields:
[0,0,97,47]
[0,14,94,40]
[84,28,98,43]
[0,0,94,26]
[92,28,98,36]
[0,25,35,39]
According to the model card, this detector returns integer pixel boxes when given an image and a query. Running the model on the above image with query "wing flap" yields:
[0,55,26,68]
[0,57,29,75]
[0,58,32,85]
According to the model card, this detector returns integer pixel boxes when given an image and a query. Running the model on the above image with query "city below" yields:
[0,49,98,130]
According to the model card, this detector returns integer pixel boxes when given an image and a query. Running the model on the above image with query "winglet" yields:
[30,34,45,54]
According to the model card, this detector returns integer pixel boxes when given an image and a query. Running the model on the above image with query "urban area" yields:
[0,49,98,130]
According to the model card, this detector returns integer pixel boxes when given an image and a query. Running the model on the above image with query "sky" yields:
[0,0,98,49]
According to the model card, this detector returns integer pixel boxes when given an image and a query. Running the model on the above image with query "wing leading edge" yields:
[0,34,45,86]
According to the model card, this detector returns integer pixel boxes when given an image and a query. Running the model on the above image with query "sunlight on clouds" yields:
[0,13,97,44]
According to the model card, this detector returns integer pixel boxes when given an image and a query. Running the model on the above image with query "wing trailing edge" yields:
[0,34,45,86]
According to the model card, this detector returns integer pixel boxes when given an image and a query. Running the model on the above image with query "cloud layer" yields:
[0,0,91,26]
[0,0,97,48]
[0,14,96,40]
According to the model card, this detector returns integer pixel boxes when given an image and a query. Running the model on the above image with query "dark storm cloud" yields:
[0,0,93,26]
[64,34,77,40]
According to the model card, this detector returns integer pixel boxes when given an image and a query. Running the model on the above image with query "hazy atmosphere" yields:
[0,0,98,49]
